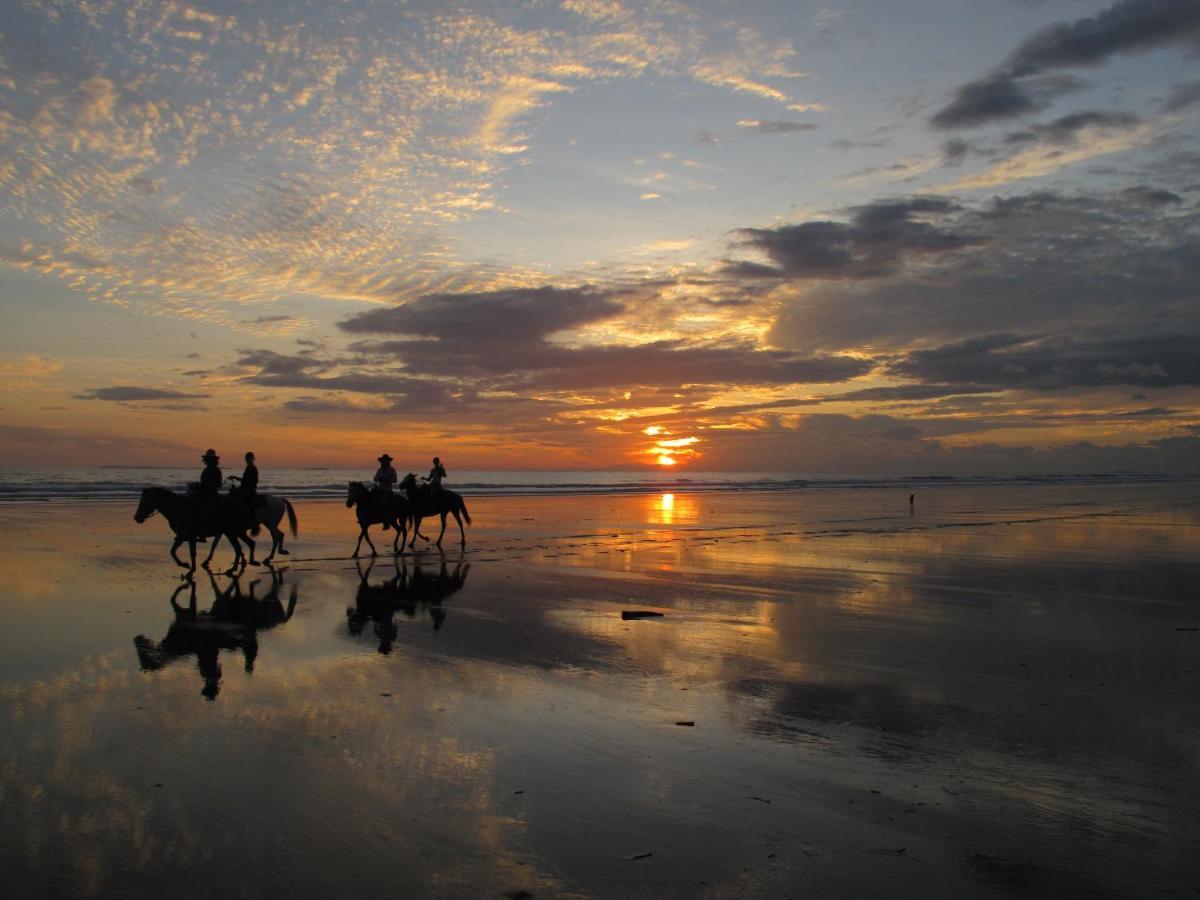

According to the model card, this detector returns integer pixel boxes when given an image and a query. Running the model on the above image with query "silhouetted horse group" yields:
[134,486,298,575]
[345,472,471,557]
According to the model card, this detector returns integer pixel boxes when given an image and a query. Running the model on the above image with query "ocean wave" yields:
[0,468,1192,502]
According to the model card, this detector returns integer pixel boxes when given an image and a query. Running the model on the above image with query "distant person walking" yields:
[374,454,398,529]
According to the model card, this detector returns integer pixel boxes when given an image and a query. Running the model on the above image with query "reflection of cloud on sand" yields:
[1,648,572,898]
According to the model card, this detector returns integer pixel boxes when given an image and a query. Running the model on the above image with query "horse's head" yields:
[346,481,364,507]
[134,487,156,523]
[400,472,417,491]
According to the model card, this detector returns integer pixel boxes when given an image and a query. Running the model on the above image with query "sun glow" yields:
[656,454,676,466]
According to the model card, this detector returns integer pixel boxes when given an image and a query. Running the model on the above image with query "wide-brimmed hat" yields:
[378,453,393,463]
[202,449,220,462]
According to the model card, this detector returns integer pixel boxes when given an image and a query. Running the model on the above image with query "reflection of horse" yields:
[133,567,297,700]
[244,493,299,564]
[398,472,472,549]
[347,555,471,651]
[346,481,410,557]
[134,486,255,574]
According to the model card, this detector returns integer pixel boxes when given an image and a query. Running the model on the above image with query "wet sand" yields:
[1,484,1198,898]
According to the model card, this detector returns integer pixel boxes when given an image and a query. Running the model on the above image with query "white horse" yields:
[247,494,299,563]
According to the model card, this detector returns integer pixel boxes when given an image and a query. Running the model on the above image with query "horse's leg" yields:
[409,516,423,549]
[189,538,198,574]
[435,511,448,548]
[170,536,190,569]
[242,530,258,566]
[266,519,284,563]
[452,508,466,548]
[352,526,364,558]
[202,533,221,569]
[222,532,243,575]
[364,525,377,557]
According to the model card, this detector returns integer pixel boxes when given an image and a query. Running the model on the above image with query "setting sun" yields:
[656,455,676,466]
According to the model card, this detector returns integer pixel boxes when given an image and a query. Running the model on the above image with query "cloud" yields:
[769,190,1200,354]
[736,119,817,134]
[888,332,1200,390]
[76,386,207,401]
[728,197,985,280]
[339,286,624,345]
[931,0,1200,129]
[1003,110,1141,146]
[1163,79,1200,112]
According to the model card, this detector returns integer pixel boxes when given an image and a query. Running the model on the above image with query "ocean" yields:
[0,466,1191,502]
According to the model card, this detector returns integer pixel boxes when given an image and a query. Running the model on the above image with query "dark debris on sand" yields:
[622,610,663,620]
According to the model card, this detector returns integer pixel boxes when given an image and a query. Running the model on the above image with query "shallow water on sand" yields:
[1,484,1198,898]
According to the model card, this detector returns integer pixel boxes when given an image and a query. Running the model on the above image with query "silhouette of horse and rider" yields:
[347,555,471,652]
[346,454,471,556]
[133,566,297,700]
[133,449,298,575]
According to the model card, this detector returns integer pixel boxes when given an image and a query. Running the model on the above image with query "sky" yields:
[0,0,1198,473]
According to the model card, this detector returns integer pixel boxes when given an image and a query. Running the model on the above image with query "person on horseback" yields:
[373,453,398,529]
[229,451,260,508]
[229,451,259,517]
[199,449,223,498]
[423,456,446,497]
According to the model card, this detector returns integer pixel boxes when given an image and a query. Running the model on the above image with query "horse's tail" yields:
[460,498,472,526]
[284,498,299,538]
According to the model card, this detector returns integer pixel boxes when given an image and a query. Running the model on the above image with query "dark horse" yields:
[134,486,255,574]
[398,472,472,549]
[346,481,410,557]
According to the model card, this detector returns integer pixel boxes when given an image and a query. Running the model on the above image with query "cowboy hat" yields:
[202,449,220,462]
[378,453,393,463]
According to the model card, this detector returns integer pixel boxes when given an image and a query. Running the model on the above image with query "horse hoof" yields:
[249,560,261,566]
[279,549,290,555]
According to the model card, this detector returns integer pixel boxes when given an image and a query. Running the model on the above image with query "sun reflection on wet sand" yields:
[1,484,1198,897]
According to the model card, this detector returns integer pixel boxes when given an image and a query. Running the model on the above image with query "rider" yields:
[423,456,446,497]
[374,453,398,529]
[229,451,259,518]
[199,449,223,498]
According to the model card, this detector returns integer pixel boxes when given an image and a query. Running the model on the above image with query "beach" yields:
[1,483,1198,899]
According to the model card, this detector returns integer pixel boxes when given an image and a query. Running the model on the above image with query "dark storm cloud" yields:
[931,0,1200,129]
[728,196,985,280]
[339,286,623,344]
[889,332,1200,390]
[76,386,208,402]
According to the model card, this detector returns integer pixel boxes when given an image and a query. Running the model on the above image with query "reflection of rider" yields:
[374,453,397,529]
[423,456,446,496]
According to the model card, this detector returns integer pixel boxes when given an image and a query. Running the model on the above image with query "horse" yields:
[243,493,299,563]
[398,472,472,549]
[134,486,256,575]
[345,481,410,557]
